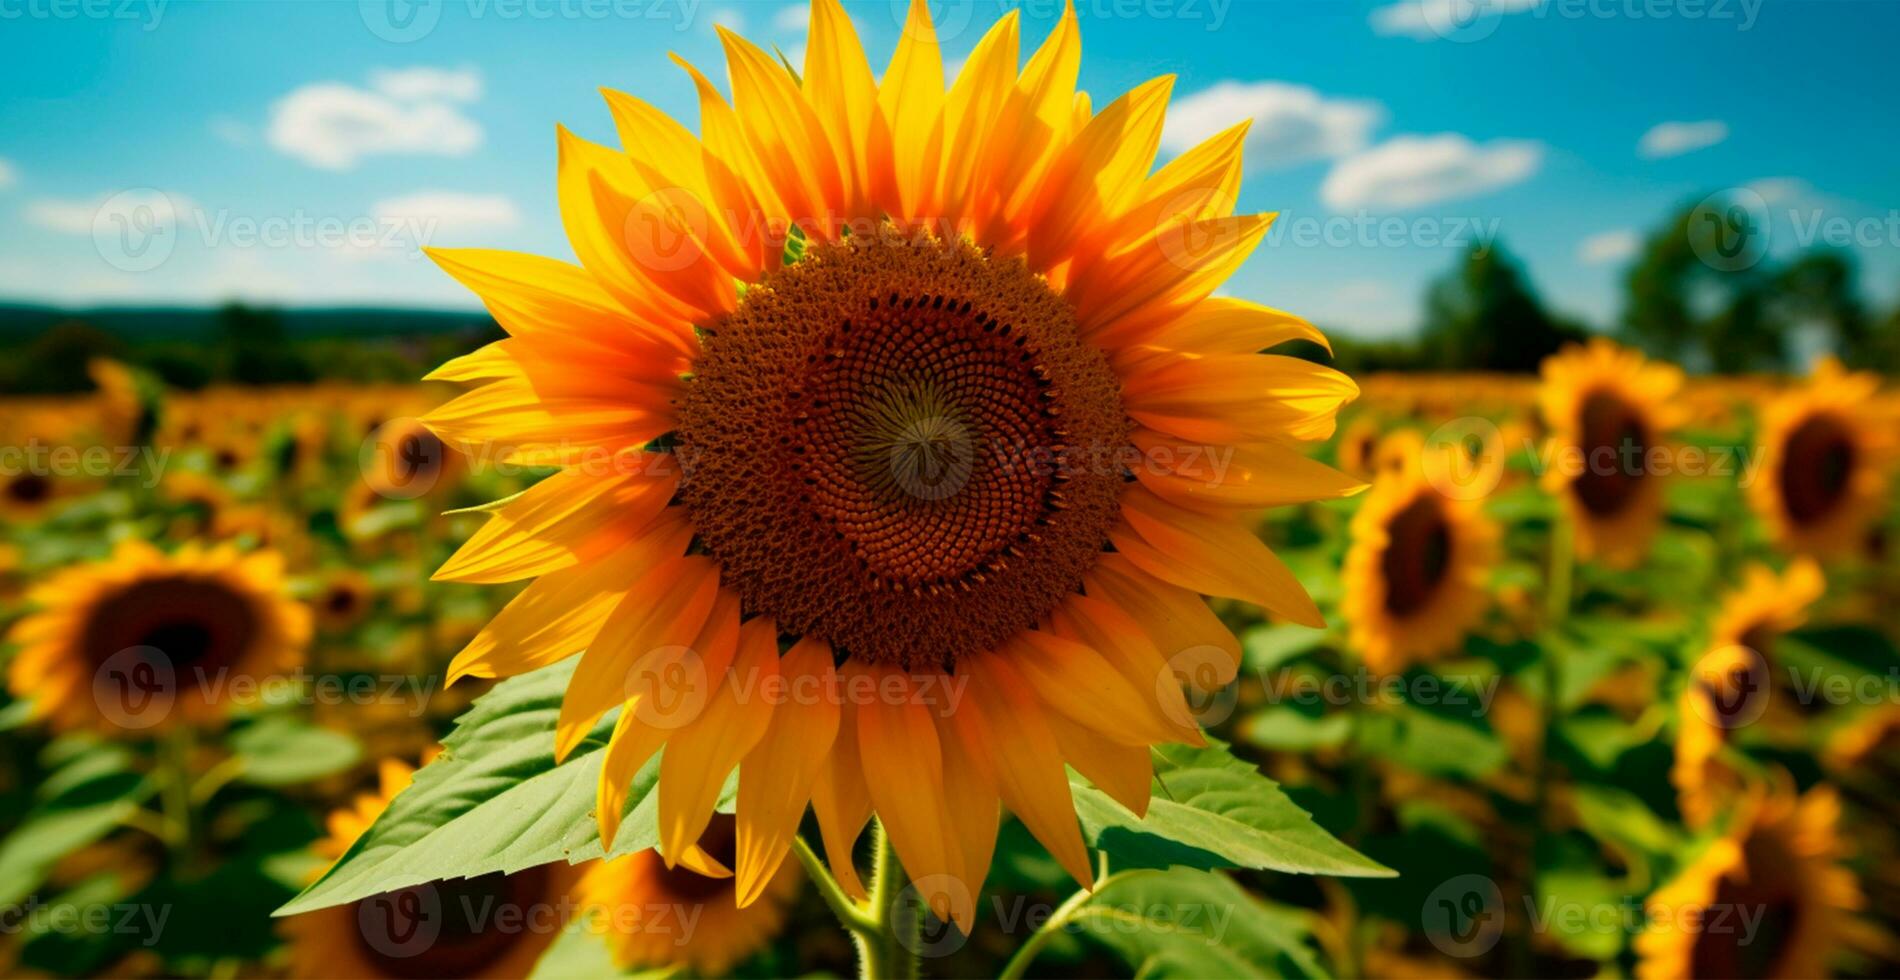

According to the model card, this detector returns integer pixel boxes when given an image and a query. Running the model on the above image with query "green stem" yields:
[791,834,878,935]
[866,820,915,980]
[158,726,196,854]
[997,873,1125,980]
[1522,513,1575,975]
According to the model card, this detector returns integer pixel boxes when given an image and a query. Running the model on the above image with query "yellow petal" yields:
[804,0,879,214]
[857,667,963,911]
[1044,709,1153,817]
[1050,592,1202,745]
[659,617,779,866]
[1072,212,1273,343]
[934,708,998,935]
[1122,352,1358,444]
[1001,630,1181,746]
[425,246,695,356]
[421,373,673,463]
[1026,76,1174,270]
[950,653,1094,890]
[718,26,844,239]
[555,557,723,760]
[974,0,1080,247]
[1113,487,1324,628]
[872,0,945,222]
[670,52,793,252]
[936,11,1021,230]
[445,511,693,682]
[810,693,872,899]
[735,638,841,908]
[434,462,680,584]
[1129,429,1366,513]
[1083,554,1241,689]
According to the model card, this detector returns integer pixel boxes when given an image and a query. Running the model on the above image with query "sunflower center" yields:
[678,229,1127,669]
[1380,493,1453,616]
[6,473,50,504]
[654,814,739,902]
[1574,390,1648,517]
[1778,413,1855,526]
[352,865,550,978]
[81,577,260,675]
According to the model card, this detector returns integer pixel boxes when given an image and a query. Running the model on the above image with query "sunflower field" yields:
[5,2,1900,979]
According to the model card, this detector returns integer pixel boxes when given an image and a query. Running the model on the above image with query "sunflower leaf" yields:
[275,659,728,916]
[1071,739,1394,878]
[1059,868,1328,979]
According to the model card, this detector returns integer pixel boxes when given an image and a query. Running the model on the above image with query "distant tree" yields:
[1772,251,1874,368]
[1419,241,1585,372]
[215,303,314,384]
[7,320,124,394]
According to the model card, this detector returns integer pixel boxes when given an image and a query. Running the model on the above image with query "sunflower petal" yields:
[1129,429,1366,513]
[1082,554,1241,689]
[858,667,963,913]
[810,695,872,899]
[434,462,679,584]
[735,637,841,908]
[1113,487,1325,628]
[659,617,779,866]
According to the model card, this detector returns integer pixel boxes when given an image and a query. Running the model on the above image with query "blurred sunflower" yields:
[1538,339,1683,567]
[283,759,580,979]
[577,813,799,975]
[311,568,375,634]
[364,417,466,502]
[1672,560,1822,826]
[423,0,1359,925]
[1637,785,1861,979]
[1750,357,1895,558]
[1335,415,1382,481]
[0,468,60,524]
[1341,443,1498,674]
[4,540,309,734]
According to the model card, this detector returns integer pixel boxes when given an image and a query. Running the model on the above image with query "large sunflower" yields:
[1749,357,1894,558]
[1636,785,1861,979]
[5,540,310,734]
[576,813,800,975]
[422,0,1360,929]
[283,759,581,979]
[1537,339,1683,567]
[1341,443,1497,674]
[1672,560,1824,827]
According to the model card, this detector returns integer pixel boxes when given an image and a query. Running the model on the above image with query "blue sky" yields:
[2,0,1896,340]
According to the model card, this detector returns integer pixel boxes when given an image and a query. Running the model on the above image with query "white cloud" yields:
[772,4,809,32]
[1578,229,1640,265]
[373,191,520,236]
[1321,134,1543,210]
[1369,0,1539,39]
[209,116,251,146]
[1638,120,1728,159]
[368,66,482,103]
[26,191,195,236]
[1744,176,1811,207]
[712,7,745,30]
[267,69,483,171]
[1163,81,1384,172]
[0,157,16,190]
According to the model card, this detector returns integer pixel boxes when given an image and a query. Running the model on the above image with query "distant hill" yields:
[0,302,494,342]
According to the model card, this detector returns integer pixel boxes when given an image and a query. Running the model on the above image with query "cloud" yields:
[0,157,16,190]
[1163,81,1384,172]
[372,191,520,236]
[368,66,483,103]
[1743,176,1812,207]
[712,7,745,30]
[1369,0,1539,39]
[1638,120,1728,159]
[26,190,195,236]
[1578,229,1640,265]
[209,116,251,146]
[1321,134,1543,210]
[267,68,483,170]
[772,4,809,32]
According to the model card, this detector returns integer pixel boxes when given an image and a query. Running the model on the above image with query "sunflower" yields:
[1749,357,1895,558]
[1335,415,1383,481]
[1341,443,1498,674]
[1672,561,1824,827]
[364,417,465,502]
[1636,785,1861,979]
[312,568,375,633]
[283,759,581,979]
[577,813,800,975]
[4,540,309,734]
[1538,339,1684,567]
[422,0,1359,929]
[0,468,61,524]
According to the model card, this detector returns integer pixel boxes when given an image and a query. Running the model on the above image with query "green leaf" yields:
[0,742,154,908]
[1070,869,1327,979]
[1072,739,1392,878]
[1240,623,1327,673]
[276,660,725,916]
[231,714,362,786]
[1356,702,1507,780]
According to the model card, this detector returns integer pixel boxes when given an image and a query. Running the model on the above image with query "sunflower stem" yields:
[1522,513,1575,974]
[791,833,879,935]
[997,873,1126,980]
[866,819,912,980]
[158,725,196,854]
